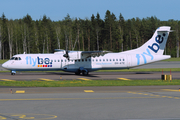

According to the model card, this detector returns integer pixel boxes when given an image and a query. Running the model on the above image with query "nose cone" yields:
[2,62,7,69]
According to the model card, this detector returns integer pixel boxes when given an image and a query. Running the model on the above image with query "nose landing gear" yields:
[11,70,16,75]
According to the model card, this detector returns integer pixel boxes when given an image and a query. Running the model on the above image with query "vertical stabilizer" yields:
[137,26,171,55]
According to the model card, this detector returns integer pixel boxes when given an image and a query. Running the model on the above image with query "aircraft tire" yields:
[11,73,15,75]
[82,71,89,76]
[75,71,80,75]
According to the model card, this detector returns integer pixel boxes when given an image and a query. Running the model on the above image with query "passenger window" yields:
[119,59,121,61]
[15,57,18,60]
[65,60,66,62]
[89,59,91,62]
[82,59,84,62]
[85,59,87,62]
[116,59,118,61]
[103,59,105,61]
[54,60,56,62]
[58,60,60,62]
[93,59,94,62]
[110,59,111,61]
[96,59,98,62]
[123,59,124,61]
[61,60,63,62]
[106,59,108,61]
[113,59,115,61]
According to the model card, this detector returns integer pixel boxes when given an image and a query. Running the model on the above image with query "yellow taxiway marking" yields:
[0,79,15,81]
[16,90,25,93]
[78,78,92,81]
[0,113,57,119]
[128,91,180,100]
[84,90,94,92]
[118,78,131,81]
[11,114,34,119]
[39,78,55,81]
[0,116,6,119]
[162,89,180,92]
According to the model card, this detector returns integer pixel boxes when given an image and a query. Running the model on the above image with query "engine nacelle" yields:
[65,51,90,60]
[68,51,81,60]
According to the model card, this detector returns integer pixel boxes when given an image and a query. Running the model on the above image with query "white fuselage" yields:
[2,52,170,73]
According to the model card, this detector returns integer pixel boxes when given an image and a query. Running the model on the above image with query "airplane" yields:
[2,26,172,75]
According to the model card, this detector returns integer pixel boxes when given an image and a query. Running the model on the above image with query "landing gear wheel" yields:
[11,73,15,75]
[11,70,16,75]
[82,71,89,76]
[75,71,80,75]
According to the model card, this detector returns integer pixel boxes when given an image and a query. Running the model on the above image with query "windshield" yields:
[10,57,22,60]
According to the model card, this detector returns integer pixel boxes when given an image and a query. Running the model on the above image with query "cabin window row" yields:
[58,58,125,62]
[41,58,125,62]
[10,57,125,62]
[93,59,125,62]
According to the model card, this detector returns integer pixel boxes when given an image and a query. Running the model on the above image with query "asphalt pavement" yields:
[1,86,180,120]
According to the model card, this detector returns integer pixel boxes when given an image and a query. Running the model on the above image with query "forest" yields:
[0,10,179,60]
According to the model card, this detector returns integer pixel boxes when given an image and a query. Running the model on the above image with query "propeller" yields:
[63,50,70,60]
[63,35,70,60]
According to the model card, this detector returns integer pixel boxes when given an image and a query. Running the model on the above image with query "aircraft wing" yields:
[54,49,111,60]
[81,51,111,58]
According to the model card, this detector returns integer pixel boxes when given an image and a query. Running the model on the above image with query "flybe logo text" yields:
[136,33,166,65]
[25,56,52,67]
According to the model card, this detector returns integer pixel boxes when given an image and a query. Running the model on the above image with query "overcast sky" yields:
[1,0,180,21]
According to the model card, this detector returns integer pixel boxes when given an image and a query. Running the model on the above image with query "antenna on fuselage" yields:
[23,52,26,54]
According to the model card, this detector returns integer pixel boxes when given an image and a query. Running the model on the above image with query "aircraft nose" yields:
[2,62,7,68]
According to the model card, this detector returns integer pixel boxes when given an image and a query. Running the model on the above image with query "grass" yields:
[162,58,180,61]
[0,59,8,64]
[0,79,180,87]
[97,68,180,72]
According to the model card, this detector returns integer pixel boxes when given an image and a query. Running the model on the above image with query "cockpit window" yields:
[10,57,15,60]
[10,57,22,61]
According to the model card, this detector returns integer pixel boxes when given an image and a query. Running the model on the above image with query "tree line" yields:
[0,10,179,60]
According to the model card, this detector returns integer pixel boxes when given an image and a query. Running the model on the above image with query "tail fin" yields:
[137,26,171,55]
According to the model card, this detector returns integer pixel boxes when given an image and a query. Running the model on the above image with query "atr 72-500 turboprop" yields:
[2,26,172,75]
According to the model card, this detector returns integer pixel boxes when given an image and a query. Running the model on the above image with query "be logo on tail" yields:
[148,33,166,53]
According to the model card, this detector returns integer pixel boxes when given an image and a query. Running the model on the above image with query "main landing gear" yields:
[75,67,89,76]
